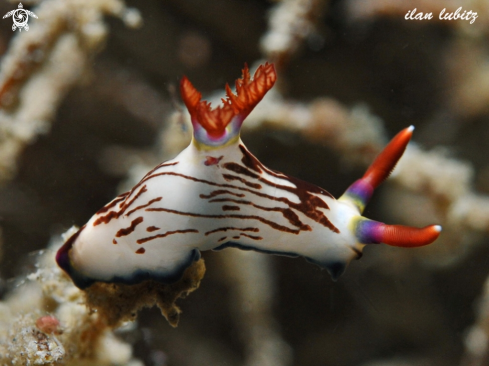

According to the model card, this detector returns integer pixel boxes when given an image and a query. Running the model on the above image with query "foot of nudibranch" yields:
[83,259,206,328]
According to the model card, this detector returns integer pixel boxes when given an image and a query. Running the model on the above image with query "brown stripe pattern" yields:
[137,229,199,244]
[87,146,340,257]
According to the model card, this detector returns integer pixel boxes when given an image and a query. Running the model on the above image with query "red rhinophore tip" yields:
[382,224,441,248]
[363,126,414,189]
[180,63,277,138]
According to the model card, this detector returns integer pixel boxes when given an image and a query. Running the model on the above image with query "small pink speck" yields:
[36,315,61,334]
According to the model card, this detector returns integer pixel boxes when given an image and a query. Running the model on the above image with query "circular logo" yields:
[12,8,29,29]
[3,3,38,32]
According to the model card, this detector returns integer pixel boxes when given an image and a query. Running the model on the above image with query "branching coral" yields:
[0,0,141,182]
[245,88,387,166]
[260,0,327,68]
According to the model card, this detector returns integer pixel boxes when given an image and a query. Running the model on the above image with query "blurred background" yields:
[1,0,489,365]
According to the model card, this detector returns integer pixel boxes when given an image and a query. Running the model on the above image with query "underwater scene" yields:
[0,0,488,365]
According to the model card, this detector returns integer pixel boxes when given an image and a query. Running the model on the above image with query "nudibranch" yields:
[57,63,441,291]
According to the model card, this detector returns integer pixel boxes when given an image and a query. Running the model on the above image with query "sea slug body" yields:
[56,63,441,290]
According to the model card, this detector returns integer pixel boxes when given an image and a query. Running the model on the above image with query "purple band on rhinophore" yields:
[355,219,384,244]
[344,179,374,210]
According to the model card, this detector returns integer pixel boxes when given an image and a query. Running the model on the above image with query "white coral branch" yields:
[0,0,141,182]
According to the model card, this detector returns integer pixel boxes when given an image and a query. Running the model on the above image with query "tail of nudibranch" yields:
[180,63,277,148]
[339,126,442,247]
